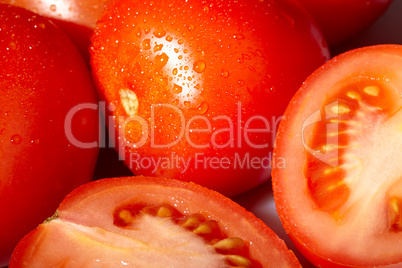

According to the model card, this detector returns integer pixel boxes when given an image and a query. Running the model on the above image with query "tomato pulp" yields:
[0,4,99,266]
[10,176,301,267]
[273,45,402,267]
[90,0,330,196]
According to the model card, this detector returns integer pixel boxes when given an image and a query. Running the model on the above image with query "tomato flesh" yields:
[10,176,301,267]
[272,45,402,267]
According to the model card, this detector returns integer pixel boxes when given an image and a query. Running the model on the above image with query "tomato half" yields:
[297,0,393,47]
[272,45,402,267]
[10,176,301,267]
[90,0,330,196]
[0,0,108,61]
[0,4,99,266]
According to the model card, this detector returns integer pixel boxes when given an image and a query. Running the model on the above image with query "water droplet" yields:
[203,6,209,13]
[184,101,191,107]
[234,34,245,40]
[178,39,184,45]
[174,48,179,53]
[153,43,163,52]
[153,27,166,38]
[195,84,201,90]
[144,27,150,34]
[154,53,169,70]
[142,39,151,50]
[195,101,209,114]
[166,35,173,42]
[221,69,229,78]
[172,84,183,94]
[172,68,178,75]
[11,134,22,145]
[193,60,206,73]
[49,4,57,11]
[184,66,189,71]
[187,24,195,32]
[172,99,179,105]
[238,80,245,86]
[248,66,256,72]
[216,93,221,98]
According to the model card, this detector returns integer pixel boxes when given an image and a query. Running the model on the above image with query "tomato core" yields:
[112,202,259,267]
[305,78,402,225]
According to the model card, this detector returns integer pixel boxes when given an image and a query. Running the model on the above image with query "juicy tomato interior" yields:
[272,45,402,267]
[10,177,301,268]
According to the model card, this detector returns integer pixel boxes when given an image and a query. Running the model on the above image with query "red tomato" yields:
[90,0,330,196]
[272,45,402,267]
[10,176,301,267]
[297,0,393,47]
[0,4,99,266]
[0,0,108,61]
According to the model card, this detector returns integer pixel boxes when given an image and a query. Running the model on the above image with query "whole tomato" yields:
[0,4,99,266]
[0,0,108,61]
[91,0,330,196]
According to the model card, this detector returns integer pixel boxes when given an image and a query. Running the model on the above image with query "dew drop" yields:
[172,68,178,75]
[234,34,245,40]
[49,4,56,11]
[221,69,229,78]
[165,35,173,42]
[153,27,166,38]
[11,134,22,145]
[184,101,191,107]
[142,39,151,50]
[172,84,183,94]
[238,80,245,86]
[172,99,179,105]
[193,60,206,73]
[153,43,163,52]
[195,101,209,114]
[178,39,184,45]
[154,53,169,70]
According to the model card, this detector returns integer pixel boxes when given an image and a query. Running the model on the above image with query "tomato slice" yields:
[272,44,402,267]
[10,176,301,267]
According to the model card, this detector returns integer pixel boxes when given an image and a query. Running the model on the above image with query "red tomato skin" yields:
[0,4,99,266]
[297,0,393,47]
[10,176,302,268]
[91,0,330,196]
[0,0,108,62]
[272,44,402,268]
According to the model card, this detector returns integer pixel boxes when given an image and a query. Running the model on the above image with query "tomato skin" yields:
[272,45,402,267]
[91,0,330,196]
[0,0,108,61]
[297,0,393,47]
[10,176,302,267]
[0,4,99,266]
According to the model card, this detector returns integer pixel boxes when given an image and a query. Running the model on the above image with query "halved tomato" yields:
[10,176,301,267]
[272,44,402,267]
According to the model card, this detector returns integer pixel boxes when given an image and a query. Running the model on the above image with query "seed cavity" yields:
[114,204,255,266]
[227,255,252,267]
[331,103,351,115]
[119,89,139,117]
[363,85,380,96]
[214,237,245,251]
[347,91,361,100]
